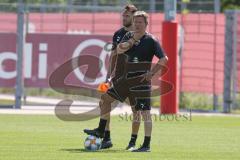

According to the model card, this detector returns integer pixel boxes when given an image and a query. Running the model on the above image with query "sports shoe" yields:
[100,140,113,149]
[132,145,150,152]
[83,128,104,138]
[126,143,136,151]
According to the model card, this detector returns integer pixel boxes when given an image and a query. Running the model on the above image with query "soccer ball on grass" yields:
[84,135,102,151]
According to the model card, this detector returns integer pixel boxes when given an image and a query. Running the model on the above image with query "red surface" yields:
[0,33,111,88]
[161,21,179,114]
[0,13,230,94]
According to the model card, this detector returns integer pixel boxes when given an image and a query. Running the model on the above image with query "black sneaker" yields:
[100,140,113,149]
[83,128,104,138]
[126,143,136,151]
[132,146,150,152]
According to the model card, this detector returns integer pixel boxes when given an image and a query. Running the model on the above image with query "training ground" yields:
[0,96,240,160]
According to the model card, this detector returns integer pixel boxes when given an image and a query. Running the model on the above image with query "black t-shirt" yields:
[121,31,165,61]
[109,27,128,81]
[114,31,166,80]
[112,27,128,50]
[106,27,128,82]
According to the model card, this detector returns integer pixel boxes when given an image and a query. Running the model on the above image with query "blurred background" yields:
[0,0,240,113]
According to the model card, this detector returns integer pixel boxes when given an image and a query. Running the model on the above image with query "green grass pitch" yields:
[0,114,240,160]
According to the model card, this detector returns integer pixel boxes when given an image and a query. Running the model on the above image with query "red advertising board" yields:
[0,33,112,88]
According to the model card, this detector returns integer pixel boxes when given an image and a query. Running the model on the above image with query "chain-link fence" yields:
[224,10,240,113]
[0,3,18,107]
[0,0,220,34]
[1,1,239,113]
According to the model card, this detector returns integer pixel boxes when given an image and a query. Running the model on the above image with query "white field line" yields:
[0,94,159,115]
[0,94,240,117]
[0,94,97,105]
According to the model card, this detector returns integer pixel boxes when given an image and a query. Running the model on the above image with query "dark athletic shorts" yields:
[107,76,151,111]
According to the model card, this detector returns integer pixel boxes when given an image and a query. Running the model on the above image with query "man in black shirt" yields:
[84,11,168,152]
[114,11,168,152]
[98,5,141,150]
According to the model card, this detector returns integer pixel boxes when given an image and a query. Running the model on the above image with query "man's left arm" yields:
[150,56,168,75]
[141,56,168,82]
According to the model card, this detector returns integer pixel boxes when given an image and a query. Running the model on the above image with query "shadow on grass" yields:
[61,148,125,153]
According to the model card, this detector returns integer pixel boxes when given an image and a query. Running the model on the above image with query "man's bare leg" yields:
[132,110,152,152]
[100,93,115,118]
[126,107,141,150]
[100,94,117,149]
[141,110,152,148]
[132,108,141,135]
[103,111,111,147]
[105,117,110,131]
[83,93,115,138]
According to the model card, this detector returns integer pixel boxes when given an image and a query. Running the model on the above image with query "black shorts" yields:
[107,77,151,111]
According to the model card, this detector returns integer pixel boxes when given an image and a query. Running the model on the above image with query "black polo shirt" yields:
[112,27,128,50]
[114,31,166,79]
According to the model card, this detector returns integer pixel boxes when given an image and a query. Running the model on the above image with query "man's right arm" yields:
[105,49,117,82]
[105,32,119,83]
[116,32,141,54]
[117,38,136,54]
